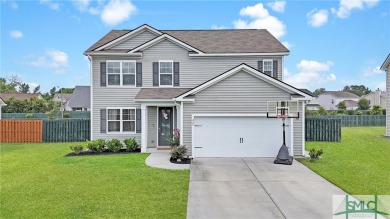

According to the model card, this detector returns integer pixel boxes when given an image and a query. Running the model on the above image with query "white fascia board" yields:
[176,64,311,99]
[291,96,313,101]
[172,98,195,102]
[134,99,174,102]
[84,52,143,57]
[189,52,289,57]
[95,25,163,51]
[129,34,204,54]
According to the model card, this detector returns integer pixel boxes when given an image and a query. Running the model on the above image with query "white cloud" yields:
[39,0,60,10]
[88,7,100,15]
[331,0,379,18]
[101,0,137,26]
[267,0,286,13]
[363,66,383,77]
[31,49,68,74]
[73,0,91,12]
[307,9,328,27]
[211,25,226,30]
[233,3,286,39]
[284,60,336,89]
[10,30,23,39]
[281,41,292,49]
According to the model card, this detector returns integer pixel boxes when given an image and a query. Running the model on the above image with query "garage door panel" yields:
[193,117,291,158]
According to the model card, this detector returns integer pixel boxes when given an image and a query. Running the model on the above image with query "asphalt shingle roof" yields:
[0,93,42,100]
[322,91,359,99]
[85,29,289,54]
[135,88,191,99]
[67,86,90,108]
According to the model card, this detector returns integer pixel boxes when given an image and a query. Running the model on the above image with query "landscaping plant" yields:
[106,139,123,152]
[166,128,180,147]
[124,137,139,152]
[86,139,106,152]
[69,145,84,154]
[63,113,71,118]
[309,148,323,162]
[171,146,187,160]
[25,113,33,119]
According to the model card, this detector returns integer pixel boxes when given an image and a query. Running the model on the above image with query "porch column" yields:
[141,104,148,153]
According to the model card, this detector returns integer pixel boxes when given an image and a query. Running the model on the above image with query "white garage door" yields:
[193,116,292,157]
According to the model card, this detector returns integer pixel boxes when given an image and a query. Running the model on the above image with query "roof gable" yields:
[0,97,6,106]
[321,91,359,99]
[67,86,90,108]
[176,64,312,100]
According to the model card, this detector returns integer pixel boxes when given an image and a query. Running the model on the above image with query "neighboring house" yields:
[84,24,312,158]
[339,100,358,110]
[0,97,7,119]
[0,93,43,100]
[67,86,90,111]
[361,90,386,109]
[53,93,73,111]
[317,91,360,110]
[305,93,319,110]
[380,53,390,137]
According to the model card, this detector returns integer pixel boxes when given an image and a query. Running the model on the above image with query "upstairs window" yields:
[263,59,273,74]
[159,61,173,86]
[107,61,136,86]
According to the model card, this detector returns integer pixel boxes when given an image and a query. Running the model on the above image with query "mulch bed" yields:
[66,148,141,156]
[170,157,192,164]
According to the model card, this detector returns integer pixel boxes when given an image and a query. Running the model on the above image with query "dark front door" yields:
[158,107,173,146]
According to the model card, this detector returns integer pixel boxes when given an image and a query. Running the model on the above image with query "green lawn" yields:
[298,127,390,195]
[0,143,189,218]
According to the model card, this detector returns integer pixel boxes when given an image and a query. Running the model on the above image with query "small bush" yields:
[46,108,58,119]
[171,146,187,160]
[166,128,180,147]
[366,110,372,115]
[86,139,106,152]
[337,109,345,115]
[25,113,33,119]
[63,113,71,118]
[124,137,138,152]
[70,145,84,154]
[329,111,337,115]
[309,148,323,162]
[347,110,354,115]
[106,139,123,153]
[356,111,363,116]
[318,107,328,115]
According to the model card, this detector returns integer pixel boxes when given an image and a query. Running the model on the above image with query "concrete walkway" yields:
[145,148,190,170]
[187,158,346,219]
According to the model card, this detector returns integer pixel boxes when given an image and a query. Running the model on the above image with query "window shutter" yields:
[153,62,159,86]
[136,109,141,133]
[136,62,142,87]
[100,62,106,86]
[273,60,278,79]
[100,109,106,133]
[173,62,180,86]
[258,61,263,72]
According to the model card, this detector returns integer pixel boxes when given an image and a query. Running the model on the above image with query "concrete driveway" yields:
[187,158,346,219]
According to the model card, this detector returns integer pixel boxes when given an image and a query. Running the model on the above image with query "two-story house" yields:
[361,90,387,109]
[316,91,359,110]
[380,53,390,137]
[84,24,312,158]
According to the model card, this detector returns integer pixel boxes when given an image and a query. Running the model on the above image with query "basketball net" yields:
[277,114,288,125]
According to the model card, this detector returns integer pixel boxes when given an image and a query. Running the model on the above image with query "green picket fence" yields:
[2,111,90,119]
[43,119,90,142]
[307,115,385,127]
[305,118,341,142]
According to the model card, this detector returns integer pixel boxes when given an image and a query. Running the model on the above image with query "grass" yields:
[0,143,189,218]
[298,127,390,195]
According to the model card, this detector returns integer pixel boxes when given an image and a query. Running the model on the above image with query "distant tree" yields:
[33,85,40,94]
[337,101,347,110]
[0,77,17,93]
[18,83,30,93]
[49,87,57,98]
[358,98,370,110]
[313,88,326,96]
[371,105,383,115]
[343,85,371,97]
[59,87,74,94]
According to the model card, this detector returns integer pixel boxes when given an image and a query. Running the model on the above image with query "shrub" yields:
[356,111,363,116]
[337,109,345,115]
[309,148,323,162]
[106,139,123,152]
[347,110,354,115]
[318,107,328,115]
[63,113,71,118]
[366,110,372,115]
[70,145,84,154]
[171,146,187,160]
[123,137,138,152]
[329,111,337,115]
[46,108,58,119]
[371,105,383,115]
[25,113,33,119]
[166,128,180,147]
[337,101,346,110]
[86,139,106,152]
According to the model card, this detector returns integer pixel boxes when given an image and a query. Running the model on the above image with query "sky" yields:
[1,0,389,93]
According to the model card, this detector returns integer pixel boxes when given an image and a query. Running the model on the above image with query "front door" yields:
[158,107,173,146]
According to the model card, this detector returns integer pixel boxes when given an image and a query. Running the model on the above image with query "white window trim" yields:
[263,59,273,76]
[106,107,136,134]
[159,60,173,87]
[106,60,136,87]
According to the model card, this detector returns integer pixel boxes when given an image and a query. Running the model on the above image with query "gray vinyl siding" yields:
[293,102,304,156]
[91,56,142,144]
[147,106,157,148]
[182,70,305,155]
[109,30,158,50]
[387,67,390,136]
[141,40,283,86]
